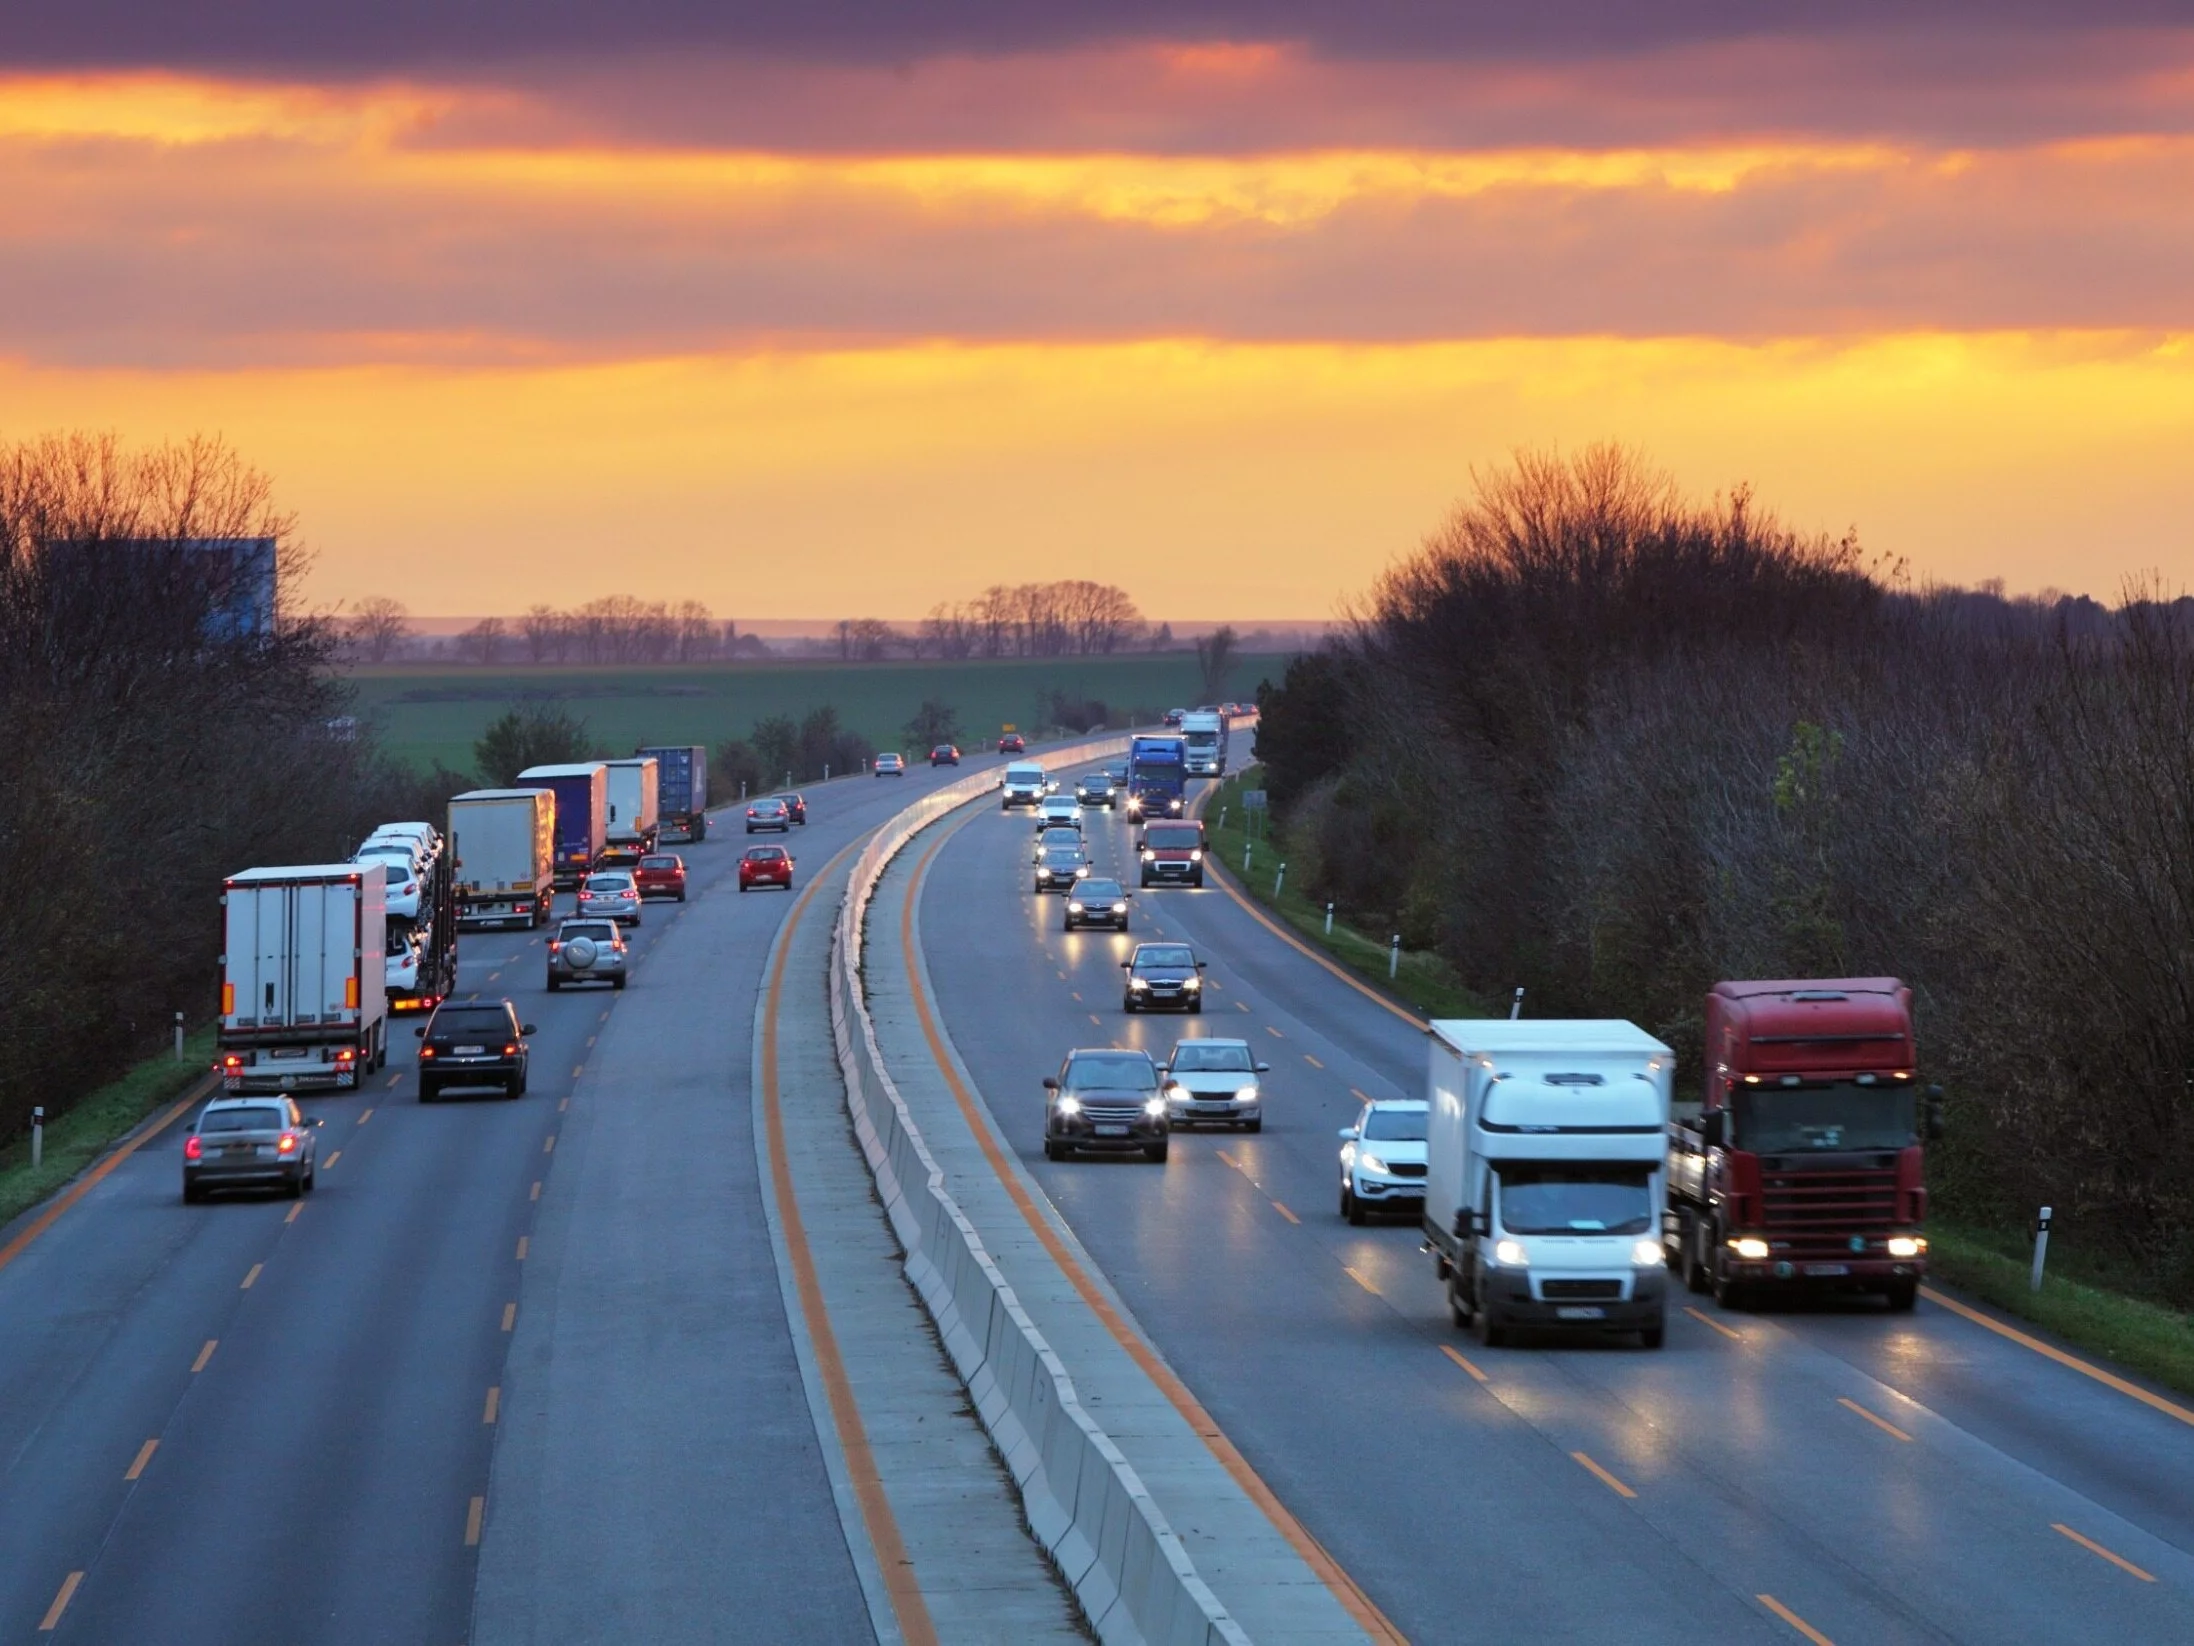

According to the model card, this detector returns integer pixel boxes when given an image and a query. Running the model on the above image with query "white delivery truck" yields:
[448,788,556,929]
[218,863,390,1094]
[605,756,660,852]
[1178,709,1227,777]
[1423,1019,1673,1349]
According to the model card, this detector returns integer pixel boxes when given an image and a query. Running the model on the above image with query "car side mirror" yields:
[1119,961,1132,969]
[1698,1109,1726,1149]
[1255,1063,1270,1073]
[1337,1126,1358,1140]
[522,1024,537,1036]
[415,1026,427,1038]
[1043,1077,1059,1090]
[1470,1209,1492,1237]
[1195,961,1207,970]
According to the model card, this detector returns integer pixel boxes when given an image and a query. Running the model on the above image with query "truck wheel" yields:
[1192,873,1204,888]
[1447,1272,1473,1328]
[1711,1253,1751,1312]
[1682,1215,1711,1294]
[1474,1301,1507,1349]
[1885,1279,1918,1312]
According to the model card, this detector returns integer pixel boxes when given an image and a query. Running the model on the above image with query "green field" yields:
[343,654,1289,774]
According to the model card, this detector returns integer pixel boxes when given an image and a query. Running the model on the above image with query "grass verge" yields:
[0,1029,216,1230]
[1198,767,1485,1020]
[1926,1221,2194,1400]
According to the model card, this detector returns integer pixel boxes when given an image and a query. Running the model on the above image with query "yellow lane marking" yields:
[2053,1523,2156,1582]
[357,1108,373,1124]
[124,1438,159,1480]
[38,1571,83,1631]
[1440,1344,1489,1383]
[323,1150,340,1168]
[192,1339,217,1373]
[1837,1397,1912,1442]
[1089,1013,1101,1025]
[901,831,1407,1645]
[586,1035,596,1047]
[1343,1265,1378,1293]
[571,1064,584,1079]
[543,1134,556,1153]
[1235,1001,1251,1012]
[465,1496,485,1547]
[483,1386,500,1424]
[1216,1149,1240,1170]
[1070,991,1081,1002]
[1273,1201,1301,1225]
[386,1072,401,1088]
[1303,1053,1323,1069]
[501,1303,517,1332]
[530,1180,541,1201]
[284,1202,302,1224]
[765,836,941,1646]
[1922,1286,2194,1429]
[1570,1451,1636,1499]
[487,971,501,982]
[1757,1594,1836,1645]
[515,1237,529,1260]
[558,1096,568,1112]
[240,1263,262,1289]
[0,1078,209,1278]
[599,1010,610,1022]
[1265,1025,1285,1039]
[1684,1305,1743,1342]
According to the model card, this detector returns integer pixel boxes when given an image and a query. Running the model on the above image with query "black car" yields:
[1044,1048,1168,1162]
[416,999,535,1101]
[930,744,961,766]
[1122,943,1205,1013]
[1064,878,1131,931]
[1076,772,1116,808]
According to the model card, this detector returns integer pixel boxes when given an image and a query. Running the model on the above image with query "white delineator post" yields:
[1272,862,1286,900]
[1324,901,1334,935]
[2031,1205,2053,1292]
[1389,935,1401,979]
[174,1011,185,1061]
[31,1106,44,1169]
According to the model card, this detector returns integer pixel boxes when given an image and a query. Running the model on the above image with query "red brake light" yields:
[278,1132,298,1154]
[503,1043,518,1054]
[549,942,561,953]
[420,1046,436,1058]
[185,1135,202,1160]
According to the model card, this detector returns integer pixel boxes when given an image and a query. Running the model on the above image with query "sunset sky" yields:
[4,5,2192,619]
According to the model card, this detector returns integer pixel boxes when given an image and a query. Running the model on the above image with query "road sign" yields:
[1242,790,1268,810]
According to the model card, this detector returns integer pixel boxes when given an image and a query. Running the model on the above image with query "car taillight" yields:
[550,942,562,953]
[277,1132,298,1153]
[420,1046,436,1058]
[185,1135,202,1160]
[503,1043,518,1054]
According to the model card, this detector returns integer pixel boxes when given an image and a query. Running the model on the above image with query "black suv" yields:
[1044,1048,1168,1163]
[416,999,535,1101]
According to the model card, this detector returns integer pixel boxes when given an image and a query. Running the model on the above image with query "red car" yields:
[635,853,687,902]
[738,845,795,892]
[784,792,808,825]
[997,733,1025,754]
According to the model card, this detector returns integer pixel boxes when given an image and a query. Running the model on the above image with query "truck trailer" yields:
[517,762,608,887]
[448,788,556,928]
[1124,736,1187,819]
[640,744,709,842]
[1424,1019,1673,1349]
[1666,978,1938,1311]
[605,756,660,852]
[218,863,389,1094]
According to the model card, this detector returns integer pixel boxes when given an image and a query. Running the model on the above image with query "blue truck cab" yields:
[1125,736,1188,820]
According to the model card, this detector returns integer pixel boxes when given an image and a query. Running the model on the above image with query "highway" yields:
[910,753,2194,1645]
[0,758,980,1645]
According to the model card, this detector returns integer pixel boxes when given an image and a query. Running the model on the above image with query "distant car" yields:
[1001,763,1047,808]
[354,844,425,921]
[784,792,808,825]
[635,853,687,901]
[1138,820,1206,888]
[930,744,960,766]
[595,841,644,870]
[997,733,1026,754]
[578,870,643,926]
[1063,878,1130,931]
[364,822,442,864]
[1163,709,1186,727]
[416,998,535,1101]
[547,918,627,991]
[746,797,792,833]
[1162,1038,1269,1131]
[1032,825,1083,863]
[1338,1098,1430,1224]
[740,844,795,892]
[875,752,907,776]
[1034,841,1092,894]
[1044,1048,1168,1163]
[1121,942,1205,1013]
[182,1096,322,1201]
[1104,762,1129,786]
[1076,772,1116,808]
[1036,796,1082,832]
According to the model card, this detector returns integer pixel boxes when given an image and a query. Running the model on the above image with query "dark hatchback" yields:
[1044,1049,1168,1162]
[417,999,535,1101]
[1122,943,1205,1013]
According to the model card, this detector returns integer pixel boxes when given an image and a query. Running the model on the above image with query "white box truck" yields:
[1178,709,1227,777]
[605,756,660,851]
[218,863,389,1094]
[1423,1019,1673,1349]
[449,788,556,929]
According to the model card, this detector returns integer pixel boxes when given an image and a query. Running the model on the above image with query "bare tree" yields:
[521,605,565,663]
[348,596,411,664]
[1195,625,1238,701]
[458,616,507,664]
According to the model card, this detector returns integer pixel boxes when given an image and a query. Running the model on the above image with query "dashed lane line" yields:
[1757,1595,1836,1645]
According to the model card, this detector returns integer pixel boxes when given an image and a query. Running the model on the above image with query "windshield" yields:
[201,1105,285,1133]
[1144,826,1200,849]
[1171,1043,1253,1073]
[1183,731,1217,744]
[1497,1166,1654,1235]
[561,922,616,941]
[752,800,784,812]
[1065,1055,1157,1091]
[1007,766,1043,783]
[641,856,678,870]
[1362,1107,1427,1142]
[1042,848,1084,865]
[1136,946,1193,969]
[747,847,786,862]
[431,1007,514,1037]
[1732,1083,1918,1152]
[1078,880,1123,900]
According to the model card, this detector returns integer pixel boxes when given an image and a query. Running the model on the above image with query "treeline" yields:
[1257,445,2194,1294]
[349,596,753,665]
[919,580,1154,658]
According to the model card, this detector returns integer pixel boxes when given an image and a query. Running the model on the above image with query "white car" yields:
[354,844,426,921]
[874,752,907,776]
[1001,763,1048,808]
[385,928,426,996]
[1338,1098,1429,1225]
[1036,796,1083,832]
[365,821,442,863]
[577,870,643,926]
[1161,1038,1270,1131]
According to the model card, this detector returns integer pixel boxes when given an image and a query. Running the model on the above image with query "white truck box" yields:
[605,756,660,848]
[1178,710,1227,776]
[218,862,389,1093]
[449,788,556,928]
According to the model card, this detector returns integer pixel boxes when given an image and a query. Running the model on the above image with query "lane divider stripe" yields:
[1757,1594,1836,1645]
[1921,1285,2194,1429]
[2052,1523,2156,1582]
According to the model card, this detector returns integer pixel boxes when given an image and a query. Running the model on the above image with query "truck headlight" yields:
[1730,1236,1771,1261]
[1189,849,1203,862]
[1631,1238,1665,1267]
[1887,1235,1926,1258]
[1141,849,1155,861]
[1493,1239,1528,1267]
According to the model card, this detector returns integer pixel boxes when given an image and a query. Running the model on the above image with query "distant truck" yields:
[218,863,390,1094]
[1178,710,1228,777]
[605,756,661,852]
[387,851,459,1013]
[639,744,709,842]
[1124,735,1187,819]
[1424,1019,1673,1349]
[1666,978,1939,1312]
[448,788,556,929]
[518,762,608,887]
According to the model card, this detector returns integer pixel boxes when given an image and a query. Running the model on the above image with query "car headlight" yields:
[1076,865,1090,877]
[1182,976,1201,990]
[1144,1098,1168,1118]
[1189,849,1203,862]
[1730,1236,1771,1261]
[1632,1238,1665,1267]
[1111,902,1127,914]
[1887,1235,1927,1258]
[1236,1085,1259,1104]
[1360,1153,1390,1175]
[1066,901,1085,913]
[1129,978,1149,990]
[1494,1239,1529,1267]
[1054,1094,1081,1115]
[1165,1083,1188,1101]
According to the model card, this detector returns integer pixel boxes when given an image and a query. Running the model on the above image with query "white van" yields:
[1001,763,1048,809]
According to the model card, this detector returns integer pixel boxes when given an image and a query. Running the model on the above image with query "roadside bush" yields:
[473,703,592,785]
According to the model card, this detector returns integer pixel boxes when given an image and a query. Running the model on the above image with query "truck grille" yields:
[1761,1166,1900,1250]
[1540,1279,1623,1301]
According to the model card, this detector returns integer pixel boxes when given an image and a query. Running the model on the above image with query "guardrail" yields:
[827,738,1252,1646]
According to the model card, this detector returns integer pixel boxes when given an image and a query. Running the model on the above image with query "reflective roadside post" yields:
[2031,1206,2053,1292]
[174,1011,185,1062]
[1510,987,1525,1021]
[1273,862,1286,900]
[31,1106,43,1169]
[1244,839,1254,875]
[1389,936,1401,979]
[1325,901,1334,935]
[1217,807,1228,834]
[824,764,830,782]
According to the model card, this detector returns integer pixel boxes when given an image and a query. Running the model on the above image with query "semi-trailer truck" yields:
[640,744,709,842]
[605,756,661,852]
[448,788,556,928]
[1424,1019,1673,1349]
[1178,710,1228,777]
[218,863,390,1094]
[387,855,458,1013]
[517,762,608,887]
[1666,978,1939,1311]
[1124,736,1187,819]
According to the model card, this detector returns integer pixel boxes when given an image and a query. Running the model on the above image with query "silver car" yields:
[183,1096,322,1201]
[1162,1038,1270,1131]
[547,919,629,990]
[577,870,643,926]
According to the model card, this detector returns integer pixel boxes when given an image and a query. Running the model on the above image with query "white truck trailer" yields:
[448,788,556,929]
[605,756,661,851]
[1422,1019,1673,1349]
[218,863,389,1094]
[1178,710,1228,777]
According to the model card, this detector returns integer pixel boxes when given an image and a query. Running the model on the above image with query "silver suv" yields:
[546,919,629,991]
[183,1096,323,1201]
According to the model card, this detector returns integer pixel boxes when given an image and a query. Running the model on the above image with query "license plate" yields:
[1556,1305,1606,1320]
[1094,1124,1129,1137]
[269,1047,307,1060]
[1805,1263,1850,1276]
[455,1045,485,1055]
[226,1143,253,1155]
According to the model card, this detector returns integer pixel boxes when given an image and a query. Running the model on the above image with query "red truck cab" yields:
[1667,978,1940,1311]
